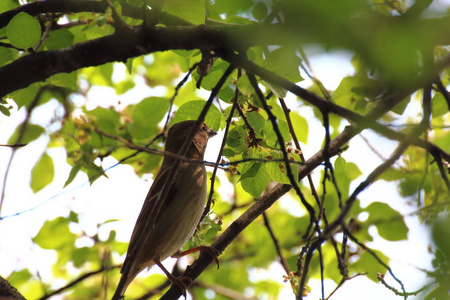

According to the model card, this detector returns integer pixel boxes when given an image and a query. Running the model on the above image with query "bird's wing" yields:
[121,161,178,272]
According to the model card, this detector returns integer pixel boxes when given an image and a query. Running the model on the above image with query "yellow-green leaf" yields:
[334,156,347,173]
[262,48,303,83]
[30,153,54,193]
[33,217,76,250]
[290,112,309,144]
[366,202,408,241]
[172,100,222,132]
[265,153,298,184]
[237,75,254,96]
[246,111,265,137]
[252,2,268,21]
[7,12,41,49]
[47,71,78,89]
[240,162,271,198]
[8,124,45,145]
[162,0,205,25]
[432,93,448,118]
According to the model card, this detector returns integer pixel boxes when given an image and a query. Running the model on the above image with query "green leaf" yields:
[0,47,14,67]
[432,93,448,118]
[64,163,81,187]
[334,162,362,198]
[221,148,236,157]
[8,82,42,108]
[379,167,404,181]
[226,126,247,152]
[240,162,271,198]
[332,76,379,110]
[246,111,265,137]
[264,81,287,98]
[30,153,54,193]
[290,112,309,144]
[391,96,410,115]
[0,0,18,14]
[264,119,290,147]
[162,0,205,25]
[33,217,76,250]
[0,105,11,116]
[129,97,170,139]
[88,107,120,134]
[194,60,230,91]
[72,247,99,268]
[172,100,222,132]
[351,249,389,282]
[47,71,78,89]
[205,228,219,241]
[8,269,33,288]
[365,202,408,241]
[265,153,298,185]
[432,215,450,256]
[113,149,162,176]
[252,2,268,21]
[86,163,107,185]
[237,75,254,96]
[8,124,45,144]
[334,156,347,174]
[262,48,303,83]
[43,28,74,50]
[115,80,136,94]
[7,12,41,49]
[124,57,134,74]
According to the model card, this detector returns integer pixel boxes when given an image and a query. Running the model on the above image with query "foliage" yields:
[0,0,449,300]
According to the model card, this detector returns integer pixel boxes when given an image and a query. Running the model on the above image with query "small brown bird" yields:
[112,120,216,299]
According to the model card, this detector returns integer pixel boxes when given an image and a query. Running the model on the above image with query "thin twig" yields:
[377,273,432,298]
[297,122,429,299]
[435,78,450,110]
[278,98,321,207]
[262,212,290,275]
[247,73,317,230]
[346,230,407,299]
[324,273,366,300]
[0,143,27,148]
[163,63,199,133]
[39,265,121,300]
[201,68,241,221]
[193,281,258,300]
[0,87,45,215]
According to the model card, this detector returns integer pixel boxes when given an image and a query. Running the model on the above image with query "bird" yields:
[112,120,216,300]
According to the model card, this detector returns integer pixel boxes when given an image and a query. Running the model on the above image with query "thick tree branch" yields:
[0,23,283,98]
[0,276,25,300]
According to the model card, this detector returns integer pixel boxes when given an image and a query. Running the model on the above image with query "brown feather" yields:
[112,120,215,300]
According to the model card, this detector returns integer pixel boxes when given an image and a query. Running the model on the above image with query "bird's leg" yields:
[155,261,189,298]
[172,245,220,269]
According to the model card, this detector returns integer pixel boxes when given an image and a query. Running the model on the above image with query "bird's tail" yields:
[111,263,147,300]
[111,264,139,300]
[111,273,128,300]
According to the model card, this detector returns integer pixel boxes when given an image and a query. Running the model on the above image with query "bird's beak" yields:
[208,128,217,138]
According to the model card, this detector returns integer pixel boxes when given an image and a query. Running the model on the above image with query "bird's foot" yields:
[155,261,190,298]
[172,245,220,269]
